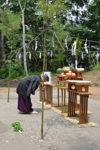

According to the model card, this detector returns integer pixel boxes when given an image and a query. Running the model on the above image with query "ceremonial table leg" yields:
[68,91,76,117]
[79,95,88,124]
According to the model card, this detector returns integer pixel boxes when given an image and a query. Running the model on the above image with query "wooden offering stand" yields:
[67,80,91,124]
[56,68,84,113]
[56,74,67,82]
[63,70,69,74]
[56,74,67,107]
[56,72,76,107]
[73,69,84,80]
[39,83,55,107]
[63,68,84,80]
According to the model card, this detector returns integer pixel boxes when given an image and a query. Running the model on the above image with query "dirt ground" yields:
[82,70,100,101]
[0,70,100,101]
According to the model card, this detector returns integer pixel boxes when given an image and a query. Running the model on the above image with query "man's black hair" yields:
[44,74,49,81]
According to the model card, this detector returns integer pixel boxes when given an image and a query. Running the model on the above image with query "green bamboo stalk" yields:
[7,80,10,102]
[7,40,12,102]
[41,24,46,139]
[41,82,45,139]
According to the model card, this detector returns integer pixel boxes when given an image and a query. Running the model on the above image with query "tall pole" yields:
[41,21,46,139]
[18,0,28,76]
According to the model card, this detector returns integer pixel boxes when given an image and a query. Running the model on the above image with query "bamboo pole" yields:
[7,80,10,102]
[41,81,45,139]
[41,22,46,139]
[89,41,90,63]
[7,42,12,102]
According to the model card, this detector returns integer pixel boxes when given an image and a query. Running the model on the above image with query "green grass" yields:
[92,63,100,70]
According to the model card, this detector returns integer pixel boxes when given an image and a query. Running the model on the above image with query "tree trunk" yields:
[0,8,6,64]
[18,0,28,75]
[0,33,6,61]
[22,9,28,76]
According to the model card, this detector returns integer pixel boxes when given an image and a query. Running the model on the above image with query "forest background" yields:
[0,0,100,141]
[0,0,100,79]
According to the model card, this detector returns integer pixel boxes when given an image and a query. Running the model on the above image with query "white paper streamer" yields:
[35,39,38,50]
[84,39,88,53]
[81,52,84,60]
[95,52,99,60]
[19,53,22,60]
[75,59,78,69]
[39,52,41,59]
[29,52,31,60]
[6,0,8,4]
[50,51,52,58]
[72,46,74,56]
[65,37,68,50]
[73,41,77,55]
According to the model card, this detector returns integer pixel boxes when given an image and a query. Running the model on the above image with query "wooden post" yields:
[41,83,45,139]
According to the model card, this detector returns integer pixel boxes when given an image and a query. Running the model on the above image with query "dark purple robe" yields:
[17,95,33,113]
[16,75,41,113]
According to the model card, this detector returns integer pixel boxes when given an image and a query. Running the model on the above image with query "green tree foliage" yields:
[64,0,88,40]
[83,0,100,41]
[0,0,99,75]
[76,37,82,56]
[0,8,21,77]
[36,0,71,68]
[70,0,88,7]
[0,8,21,41]
[0,8,21,101]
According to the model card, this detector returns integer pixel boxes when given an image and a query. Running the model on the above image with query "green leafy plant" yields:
[0,65,9,79]
[76,37,82,57]
[10,63,25,79]
[55,84,63,87]
[0,63,25,79]
[92,63,100,70]
[56,68,63,74]
[12,122,23,132]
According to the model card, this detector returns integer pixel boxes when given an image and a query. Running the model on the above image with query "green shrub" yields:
[0,63,25,79]
[10,64,25,79]
[92,63,100,70]
[0,65,9,79]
